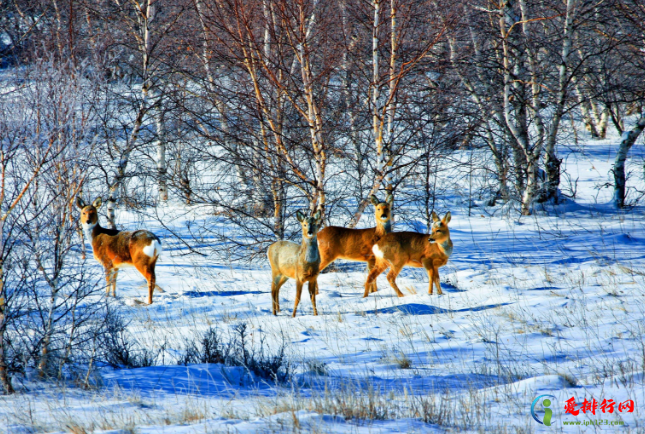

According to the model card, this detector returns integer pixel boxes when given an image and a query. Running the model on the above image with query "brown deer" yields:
[267,210,322,317]
[76,197,162,305]
[317,194,393,294]
[365,211,452,298]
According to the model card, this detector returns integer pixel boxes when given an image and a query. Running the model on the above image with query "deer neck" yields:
[376,219,391,236]
[301,236,319,264]
[82,222,98,243]
[438,238,453,258]
[83,222,116,244]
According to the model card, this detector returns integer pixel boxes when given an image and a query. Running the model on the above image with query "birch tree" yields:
[348,0,451,227]
[0,62,57,393]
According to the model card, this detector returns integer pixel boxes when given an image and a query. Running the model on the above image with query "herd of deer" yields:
[75,194,453,316]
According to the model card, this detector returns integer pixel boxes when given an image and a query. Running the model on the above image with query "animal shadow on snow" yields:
[438,281,466,292]
[366,302,510,316]
[183,290,263,298]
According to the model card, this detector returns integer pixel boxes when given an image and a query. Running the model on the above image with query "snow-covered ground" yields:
[3,132,645,433]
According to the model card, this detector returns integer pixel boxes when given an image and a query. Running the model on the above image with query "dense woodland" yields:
[1,0,645,394]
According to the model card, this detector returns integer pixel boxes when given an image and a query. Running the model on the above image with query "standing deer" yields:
[76,197,162,305]
[268,210,322,317]
[365,211,452,298]
[317,194,393,294]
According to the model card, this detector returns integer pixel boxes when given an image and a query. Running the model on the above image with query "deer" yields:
[267,210,322,317]
[76,197,162,305]
[317,194,393,294]
[364,211,452,298]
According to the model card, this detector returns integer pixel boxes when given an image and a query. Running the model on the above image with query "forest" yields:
[1,1,645,432]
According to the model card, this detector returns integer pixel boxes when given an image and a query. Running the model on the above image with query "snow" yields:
[2,131,645,433]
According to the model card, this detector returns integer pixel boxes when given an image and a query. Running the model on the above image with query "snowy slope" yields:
[2,133,645,433]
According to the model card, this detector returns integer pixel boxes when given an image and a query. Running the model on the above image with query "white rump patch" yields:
[143,239,162,258]
[372,244,384,259]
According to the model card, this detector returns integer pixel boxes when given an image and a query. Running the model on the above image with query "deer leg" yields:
[293,280,304,318]
[386,262,406,297]
[147,268,156,304]
[308,280,318,316]
[423,259,434,294]
[271,275,278,316]
[364,262,388,298]
[139,267,155,304]
[367,258,378,293]
[271,274,282,315]
[105,268,112,296]
[277,277,288,312]
[274,276,288,313]
[111,269,119,297]
[423,260,442,295]
[134,260,155,304]
[433,265,443,295]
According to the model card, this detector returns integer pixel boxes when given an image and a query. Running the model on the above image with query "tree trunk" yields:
[348,0,388,229]
[591,102,609,139]
[614,113,645,208]
[271,179,284,240]
[37,279,58,377]
[0,291,13,394]
[609,103,624,136]
[597,105,609,139]
[107,97,147,229]
[194,0,252,199]
[521,157,539,215]
[156,108,168,202]
[486,128,509,203]
[543,0,576,202]
[385,0,396,193]
[0,215,13,394]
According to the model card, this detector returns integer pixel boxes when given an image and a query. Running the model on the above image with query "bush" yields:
[179,326,228,365]
[180,323,292,384]
[100,310,161,369]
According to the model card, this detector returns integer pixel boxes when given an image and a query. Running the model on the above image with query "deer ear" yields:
[313,210,321,222]
[431,211,440,222]
[443,211,451,224]
[296,210,305,222]
[92,197,103,209]
[370,195,379,206]
[386,193,394,205]
[75,196,86,209]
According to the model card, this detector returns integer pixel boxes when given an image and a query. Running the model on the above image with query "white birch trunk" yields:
[614,113,645,208]
[372,0,383,181]
[348,0,385,228]
[543,0,577,202]
[156,108,168,201]
[385,0,396,195]
[107,0,154,227]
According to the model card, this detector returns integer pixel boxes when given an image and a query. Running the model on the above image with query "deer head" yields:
[429,211,451,243]
[296,209,322,239]
[76,197,103,228]
[370,193,393,224]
